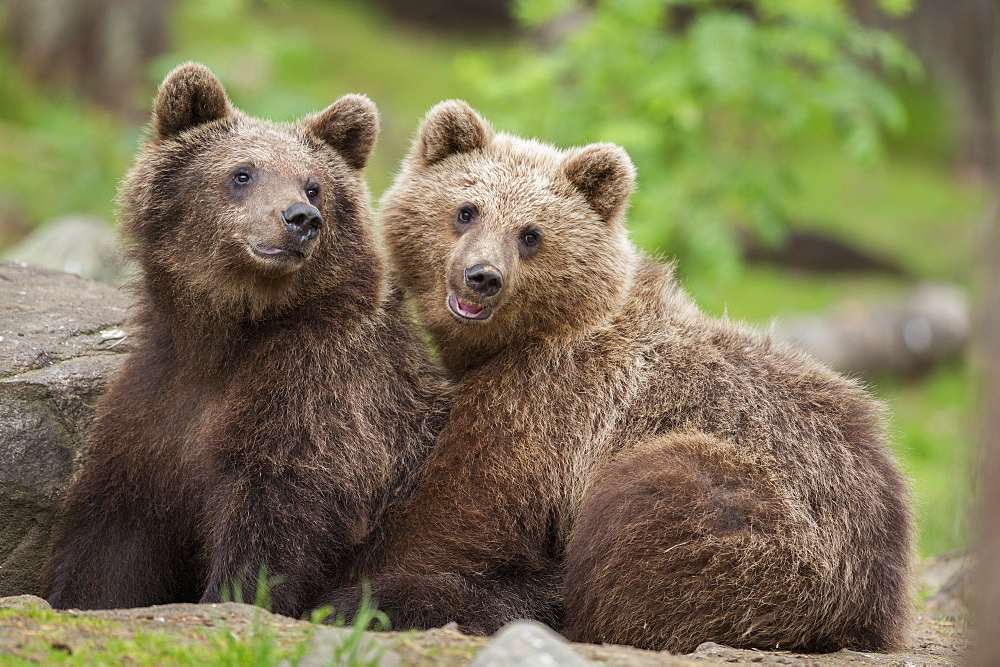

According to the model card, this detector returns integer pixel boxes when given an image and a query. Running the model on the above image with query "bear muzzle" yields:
[247,204,323,273]
[446,263,505,324]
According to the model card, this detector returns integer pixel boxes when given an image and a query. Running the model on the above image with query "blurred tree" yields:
[852,0,998,179]
[5,0,170,117]
[374,0,514,31]
[464,0,919,287]
[973,193,1000,663]
[971,3,1000,660]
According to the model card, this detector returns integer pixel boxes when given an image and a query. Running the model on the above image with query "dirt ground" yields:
[0,595,967,665]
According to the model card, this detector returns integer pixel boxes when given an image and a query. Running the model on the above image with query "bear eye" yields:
[456,204,477,224]
[306,184,320,200]
[453,203,478,233]
[519,227,543,257]
[233,169,253,186]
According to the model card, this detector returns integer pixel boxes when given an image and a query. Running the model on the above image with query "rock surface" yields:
[3,215,125,285]
[470,620,593,666]
[0,261,130,597]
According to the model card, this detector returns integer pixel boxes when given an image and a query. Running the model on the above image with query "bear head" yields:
[120,62,382,322]
[381,100,638,369]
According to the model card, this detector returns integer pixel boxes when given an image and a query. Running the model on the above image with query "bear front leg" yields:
[326,570,562,635]
[44,468,202,610]
[320,428,567,634]
[199,469,349,618]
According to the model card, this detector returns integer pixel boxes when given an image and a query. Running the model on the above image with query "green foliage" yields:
[220,564,285,611]
[0,58,136,227]
[319,583,393,667]
[463,0,921,290]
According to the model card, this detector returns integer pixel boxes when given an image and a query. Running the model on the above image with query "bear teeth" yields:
[448,293,491,322]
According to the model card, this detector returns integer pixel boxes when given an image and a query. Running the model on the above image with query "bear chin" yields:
[446,293,493,324]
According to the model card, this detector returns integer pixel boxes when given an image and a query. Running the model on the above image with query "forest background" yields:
[1,0,997,565]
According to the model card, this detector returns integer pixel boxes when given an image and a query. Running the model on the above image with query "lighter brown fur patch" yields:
[327,100,913,653]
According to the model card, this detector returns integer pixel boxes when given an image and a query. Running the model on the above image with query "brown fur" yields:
[327,100,913,652]
[41,64,451,617]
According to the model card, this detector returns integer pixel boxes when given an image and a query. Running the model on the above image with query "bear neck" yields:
[132,261,386,371]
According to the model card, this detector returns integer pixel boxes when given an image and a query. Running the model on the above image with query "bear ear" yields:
[153,62,231,141]
[415,100,494,166]
[562,143,636,222]
[303,94,380,170]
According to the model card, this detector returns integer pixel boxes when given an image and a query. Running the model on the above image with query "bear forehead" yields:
[187,125,325,176]
[422,140,578,205]
[480,133,568,179]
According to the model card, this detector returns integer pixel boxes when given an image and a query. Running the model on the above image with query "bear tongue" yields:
[453,295,484,317]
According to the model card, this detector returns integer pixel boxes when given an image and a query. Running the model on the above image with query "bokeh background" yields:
[1,0,996,566]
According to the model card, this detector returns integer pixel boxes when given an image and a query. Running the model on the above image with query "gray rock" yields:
[0,594,51,609]
[292,624,400,667]
[0,261,130,597]
[471,620,594,667]
[3,215,125,285]
[773,282,969,377]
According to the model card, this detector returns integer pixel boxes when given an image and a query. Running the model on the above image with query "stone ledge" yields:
[0,261,130,597]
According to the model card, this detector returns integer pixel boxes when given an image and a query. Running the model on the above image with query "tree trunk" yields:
[851,0,999,179]
[773,283,969,378]
[5,0,170,117]
[972,191,1000,665]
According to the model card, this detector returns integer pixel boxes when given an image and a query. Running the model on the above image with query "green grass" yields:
[882,362,978,557]
[784,147,989,281]
[0,591,393,666]
[0,607,227,665]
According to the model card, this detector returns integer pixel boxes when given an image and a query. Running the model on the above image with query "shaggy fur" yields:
[326,100,914,652]
[41,64,451,617]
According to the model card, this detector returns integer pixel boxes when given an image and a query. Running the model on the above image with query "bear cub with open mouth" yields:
[328,100,913,653]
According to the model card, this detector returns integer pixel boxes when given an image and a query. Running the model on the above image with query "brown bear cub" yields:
[327,101,914,652]
[41,63,451,618]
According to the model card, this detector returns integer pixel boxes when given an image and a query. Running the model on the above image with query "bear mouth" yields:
[250,244,305,266]
[447,293,492,323]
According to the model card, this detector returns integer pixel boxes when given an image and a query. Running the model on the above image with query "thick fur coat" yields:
[41,64,452,617]
[328,100,913,653]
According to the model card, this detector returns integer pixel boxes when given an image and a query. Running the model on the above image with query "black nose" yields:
[282,203,323,241]
[465,263,503,298]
